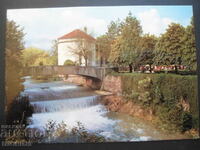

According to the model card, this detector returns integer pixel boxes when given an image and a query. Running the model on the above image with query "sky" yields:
[7,6,193,51]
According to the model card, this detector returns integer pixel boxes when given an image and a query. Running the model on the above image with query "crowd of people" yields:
[139,65,186,73]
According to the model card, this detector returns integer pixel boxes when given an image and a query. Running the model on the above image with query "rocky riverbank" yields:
[101,95,199,139]
[102,95,154,121]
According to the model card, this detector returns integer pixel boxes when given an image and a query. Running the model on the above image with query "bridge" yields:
[23,66,117,80]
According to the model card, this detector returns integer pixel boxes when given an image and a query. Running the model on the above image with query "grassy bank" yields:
[111,72,199,134]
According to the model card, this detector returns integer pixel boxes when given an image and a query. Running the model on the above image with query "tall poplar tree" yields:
[109,12,142,72]
[6,20,25,106]
[120,12,142,72]
[96,35,110,66]
[96,19,121,66]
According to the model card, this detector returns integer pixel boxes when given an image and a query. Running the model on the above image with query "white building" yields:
[57,29,96,66]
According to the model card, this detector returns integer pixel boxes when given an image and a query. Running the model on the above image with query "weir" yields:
[25,76,169,142]
[31,96,100,113]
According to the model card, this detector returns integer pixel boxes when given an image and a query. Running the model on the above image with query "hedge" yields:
[64,59,76,66]
[114,73,199,132]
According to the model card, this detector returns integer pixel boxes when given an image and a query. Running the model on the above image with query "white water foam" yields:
[49,85,78,91]
[130,136,152,141]
[24,85,78,93]
[28,104,116,132]
[28,95,116,132]
[31,96,99,113]
[25,78,158,142]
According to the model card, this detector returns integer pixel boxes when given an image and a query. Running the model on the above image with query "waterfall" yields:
[31,96,100,113]
[28,95,115,132]
[25,77,161,142]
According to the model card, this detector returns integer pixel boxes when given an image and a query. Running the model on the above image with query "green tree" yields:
[154,23,186,73]
[96,19,121,66]
[6,20,25,106]
[138,34,158,72]
[64,59,76,66]
[109,12,142,72]
[106,19,121,41]
[21,47,54,67]
[49,40,58,65]
[96,35,110,66]
[108,36,123,66]
[181,17,197,71]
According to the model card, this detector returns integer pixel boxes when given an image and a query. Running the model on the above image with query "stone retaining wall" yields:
[101,75,122,95]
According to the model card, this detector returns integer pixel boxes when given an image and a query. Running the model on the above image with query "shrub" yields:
[71,122,106,143]
[6,95,33,126]
[118,73,198,132]
[64,59,76,66]
[39,61,43,66]
[44,121,107,143]
[181,112,193,132]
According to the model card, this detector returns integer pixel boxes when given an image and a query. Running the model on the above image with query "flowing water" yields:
[22,76,181,142]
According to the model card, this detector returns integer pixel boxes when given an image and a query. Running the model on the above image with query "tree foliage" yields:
[49,40,58,65]
[140,34,158,52]
[96,35,110,66]
[21,47,55,67]
[96,20,121,66]
[154,23,186,71]
[68,27,94,66]
[154,20,197,73]
[6,20,25,106]
[108,36,123,66]
[120,12,142,66]
[69,38,93,66]
[106,19,121,41]
[64,59,76,66]
[181,17,197,71]
[108,12,142,72]
[6,96,33,125]
[138,34,158,72]
[103,13,196,74]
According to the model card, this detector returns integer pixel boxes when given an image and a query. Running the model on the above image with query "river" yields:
[22,76,184,142]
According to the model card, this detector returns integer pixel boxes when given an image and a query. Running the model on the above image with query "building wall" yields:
[58,39,78,65]
[87,42,96,66]
[58,38,96,66]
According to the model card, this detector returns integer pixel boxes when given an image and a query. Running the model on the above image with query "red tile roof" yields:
[58,29,95,41]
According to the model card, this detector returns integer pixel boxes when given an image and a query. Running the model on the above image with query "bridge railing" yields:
[23,65,117,80]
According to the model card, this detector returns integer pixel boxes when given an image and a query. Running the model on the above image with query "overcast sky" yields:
[7,6,193,51]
